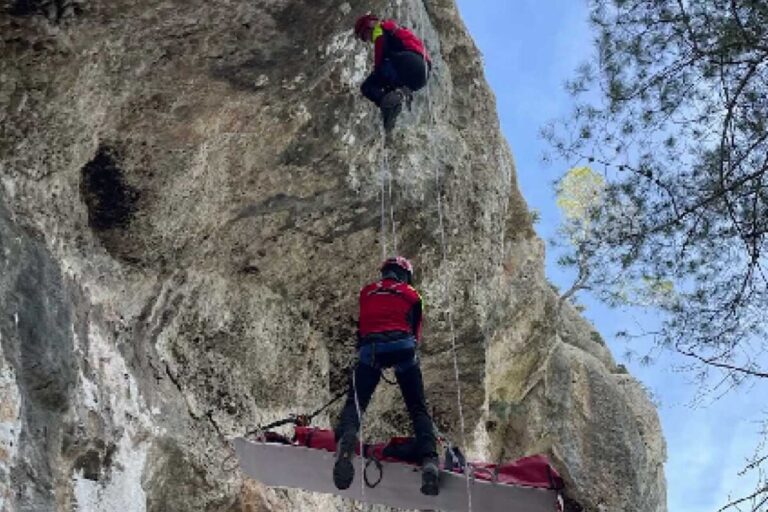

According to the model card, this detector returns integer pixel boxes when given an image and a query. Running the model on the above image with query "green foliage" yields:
[547,0,768,360]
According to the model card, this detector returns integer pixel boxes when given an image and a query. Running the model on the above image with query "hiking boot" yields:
[381,103,402,133]
[333,431,356,490]
[420,457,440,496]
[381,89,404,109]
[380,89,404,133]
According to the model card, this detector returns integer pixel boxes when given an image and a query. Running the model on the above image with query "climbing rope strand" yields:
[379,130,399,260]
[443,267,473,511]
[385,148,398,254]
[352,368,367,501]
[418,3,473,511]
[390,0,401,21]
[380,139,388,261]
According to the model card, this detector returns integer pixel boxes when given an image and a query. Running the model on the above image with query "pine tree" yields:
[547,3,768,509]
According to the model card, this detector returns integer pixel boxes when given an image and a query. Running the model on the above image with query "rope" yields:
[380,140,389,261]
[418,3,474,511]
[352,367,367,501]
[307,389,347,422]
[379,128,399,260]
[242,389,347,439]
[385,147,398,254]
[389,0,401,20]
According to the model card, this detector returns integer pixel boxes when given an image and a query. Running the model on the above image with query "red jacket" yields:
[358,278,423,344]
[372,19,431,69]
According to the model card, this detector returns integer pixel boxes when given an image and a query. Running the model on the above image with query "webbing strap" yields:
[243,388,347,440]
[364,457,384,488]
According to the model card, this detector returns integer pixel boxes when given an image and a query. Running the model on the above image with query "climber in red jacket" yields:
[333,256,439,496]
[354,14,432,132]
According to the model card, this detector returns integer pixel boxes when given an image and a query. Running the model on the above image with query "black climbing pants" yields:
[334,342,437,462]
[361,51,430,106]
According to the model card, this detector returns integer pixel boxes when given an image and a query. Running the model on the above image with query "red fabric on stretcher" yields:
[468,456,564,489]
[293,427,408,463]
[291,427,563,490]
[294,427,337,452]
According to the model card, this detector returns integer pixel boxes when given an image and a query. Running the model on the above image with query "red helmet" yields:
[380,256,414,283]
[354,13,379,40]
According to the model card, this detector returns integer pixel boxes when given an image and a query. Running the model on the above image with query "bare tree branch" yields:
[716,484,768,512]
[676,346,768,379]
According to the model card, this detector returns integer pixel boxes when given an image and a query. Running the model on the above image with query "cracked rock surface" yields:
[1,0,666,510]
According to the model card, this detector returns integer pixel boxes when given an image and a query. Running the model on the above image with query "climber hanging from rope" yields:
[354,13,432,133]
[333,256,440,496]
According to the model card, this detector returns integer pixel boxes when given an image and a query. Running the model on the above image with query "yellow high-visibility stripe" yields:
[371,22,383,43]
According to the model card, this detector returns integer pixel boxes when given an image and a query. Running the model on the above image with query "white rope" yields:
[385,148,398,255]
[379,135,389,261]
[389,0,401,20]
[418,3,474,511]
[352,369,366,501]
[379,129,399,260]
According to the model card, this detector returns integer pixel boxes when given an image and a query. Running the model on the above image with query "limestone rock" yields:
[0,1,666,511]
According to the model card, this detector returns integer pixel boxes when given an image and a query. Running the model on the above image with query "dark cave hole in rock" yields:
[80,146,139,231]
[73,450,102,481]
[7,0,81,20]
[7,0,43,15]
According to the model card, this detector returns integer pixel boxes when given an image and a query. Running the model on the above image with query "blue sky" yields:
[453,1,767,511]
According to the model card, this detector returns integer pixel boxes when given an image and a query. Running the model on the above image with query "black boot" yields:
[333,431,357,490]
[380,89,404,133]
[420,456,440,496]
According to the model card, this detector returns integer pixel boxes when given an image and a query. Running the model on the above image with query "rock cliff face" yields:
[0,0,666,511]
